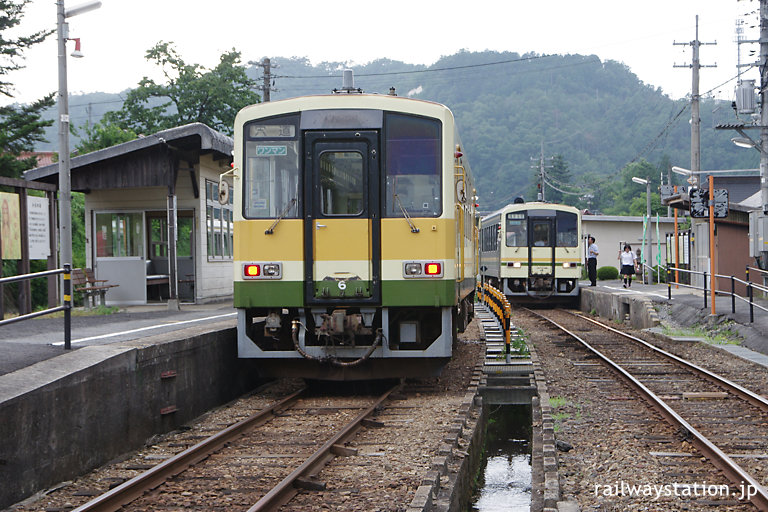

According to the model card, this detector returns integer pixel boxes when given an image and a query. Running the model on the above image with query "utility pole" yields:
[249,58,276,102]
[760,1,768,217]
[531,140,553,202]
[674,15,717,186]
[674,16,716,290]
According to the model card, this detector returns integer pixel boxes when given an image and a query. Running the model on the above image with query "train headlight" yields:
[562,262,577,268]
[404,263,422,276]
[263,264,281,276]
[243,262,282,280]
[403,261,444,278]
[506,262,522,268]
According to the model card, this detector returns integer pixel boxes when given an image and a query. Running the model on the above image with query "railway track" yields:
[71,383,400,512]
[526,308,768,510]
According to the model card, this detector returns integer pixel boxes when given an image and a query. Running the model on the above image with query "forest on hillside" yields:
[38,50,759,214]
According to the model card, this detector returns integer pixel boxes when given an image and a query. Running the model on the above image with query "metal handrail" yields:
[0,264,72,349]
[664,264,768,322]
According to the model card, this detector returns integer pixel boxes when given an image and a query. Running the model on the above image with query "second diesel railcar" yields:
[231,90,477,380]
[480,202,581,303]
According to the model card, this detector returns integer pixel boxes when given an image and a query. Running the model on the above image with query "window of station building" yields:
[206,180,233,260]
[505,213,527,247]
[556,211,579,247]
[384,113,441,218]
[95,212,143,258]
[243,115,300,219]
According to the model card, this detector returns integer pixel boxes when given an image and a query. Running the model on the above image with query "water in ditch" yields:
[470,404,532,512]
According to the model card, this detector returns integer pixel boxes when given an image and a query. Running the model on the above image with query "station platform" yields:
[580,278,768,368]
[0,301,237,376]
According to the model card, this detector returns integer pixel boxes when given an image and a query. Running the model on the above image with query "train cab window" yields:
[505,213,527,247]
[556,211,579,247]
[243,115,300,219]
[384,113,441,218]
[531,221,551,247]
[319,151,364,215]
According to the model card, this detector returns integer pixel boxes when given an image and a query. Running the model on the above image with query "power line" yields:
[276,53,595,80]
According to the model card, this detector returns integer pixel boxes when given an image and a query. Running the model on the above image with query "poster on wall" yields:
[0,191,21,260]
[27,196,50,260]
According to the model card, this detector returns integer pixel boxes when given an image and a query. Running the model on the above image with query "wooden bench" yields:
[72,268,118,309]
[146,260,170,301]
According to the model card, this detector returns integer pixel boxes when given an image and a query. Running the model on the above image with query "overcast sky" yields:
[0,0,759,107]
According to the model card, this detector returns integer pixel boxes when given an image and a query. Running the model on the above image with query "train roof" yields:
[481,202,581,222]
[235,93,455,124]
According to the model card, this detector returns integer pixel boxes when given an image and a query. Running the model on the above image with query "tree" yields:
[1,0,51,98]
[109,41,260,136]
[0,0,54,178]
[0,95,55,177]
[74,119,137,154]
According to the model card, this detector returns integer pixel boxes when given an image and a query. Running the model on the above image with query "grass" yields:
[661,322,742,345]
[548,396,585,433]
[45,305,121,318]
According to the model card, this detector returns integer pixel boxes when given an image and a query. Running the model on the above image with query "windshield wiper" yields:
[394,194,419,233]
[265,198,297,235]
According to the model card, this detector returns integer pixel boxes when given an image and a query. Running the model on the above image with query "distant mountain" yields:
[36,50,758,211]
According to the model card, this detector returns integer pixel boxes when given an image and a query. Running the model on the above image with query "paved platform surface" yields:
[584,278,768,369]
[1,301,236,376]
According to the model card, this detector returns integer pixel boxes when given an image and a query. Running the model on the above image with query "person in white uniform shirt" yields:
[618,244,638,288]
[587,236,599,286]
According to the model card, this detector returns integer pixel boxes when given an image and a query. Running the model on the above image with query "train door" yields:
[528,214,555,290]
[303,131,381,304]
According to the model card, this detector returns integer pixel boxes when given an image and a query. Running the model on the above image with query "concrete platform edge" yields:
[0,321,260,509]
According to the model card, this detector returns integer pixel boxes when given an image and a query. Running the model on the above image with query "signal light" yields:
[244,264,261,277]
[425,262,442,275]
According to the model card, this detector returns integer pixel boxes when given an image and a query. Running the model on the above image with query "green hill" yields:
[36,50,758,212]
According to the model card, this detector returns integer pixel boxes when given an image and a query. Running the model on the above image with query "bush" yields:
[597,266,619,280]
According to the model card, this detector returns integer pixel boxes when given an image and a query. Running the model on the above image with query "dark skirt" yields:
[620,264,635,276]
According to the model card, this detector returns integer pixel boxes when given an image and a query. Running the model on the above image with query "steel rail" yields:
[247,382,401,512]
[526,309,768,511]
[71,387,307,512]
[570,311,768,414]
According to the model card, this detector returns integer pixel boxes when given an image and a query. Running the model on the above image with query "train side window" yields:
[505,213,527,247]
[384,113,441,218]
[243,115,300,219]
[556,211,578,247]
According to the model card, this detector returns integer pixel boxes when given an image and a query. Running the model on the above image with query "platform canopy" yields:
[24,123,233,194]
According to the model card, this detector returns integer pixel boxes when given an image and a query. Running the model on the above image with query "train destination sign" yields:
[689,188,729,218]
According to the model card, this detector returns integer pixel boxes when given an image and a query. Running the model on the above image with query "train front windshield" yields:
[505,210,579,247]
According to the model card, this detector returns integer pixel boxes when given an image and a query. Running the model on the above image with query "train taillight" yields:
[243,262,282,280]
[402,261,444,278]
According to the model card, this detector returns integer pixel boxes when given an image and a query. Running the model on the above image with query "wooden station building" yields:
[24,123,234,306]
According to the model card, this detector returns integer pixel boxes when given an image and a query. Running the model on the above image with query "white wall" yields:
[582,215,678,270]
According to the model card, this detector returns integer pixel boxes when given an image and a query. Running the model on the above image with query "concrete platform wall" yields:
[579,287,660,329]
[0,323,261,508]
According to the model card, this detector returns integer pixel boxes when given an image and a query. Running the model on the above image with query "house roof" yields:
[23,123,233,189]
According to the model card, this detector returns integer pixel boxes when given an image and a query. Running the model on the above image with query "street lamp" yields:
[57,0,99,349]
[56,0,100,274]
[632,176,653,284]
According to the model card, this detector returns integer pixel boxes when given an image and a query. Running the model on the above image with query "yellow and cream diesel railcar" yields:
[231,91,477,379]
[480,201,581,303]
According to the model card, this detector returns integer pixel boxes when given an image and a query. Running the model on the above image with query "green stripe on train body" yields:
[234,279,464,308]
